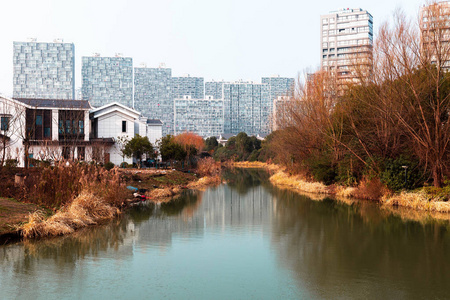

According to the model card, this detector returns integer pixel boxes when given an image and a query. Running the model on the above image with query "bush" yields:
[120,162,129,168]
[307,154,337,185]
[380,157,425,191]
[5,159,18,168]
[104,161,115,170]
[196,157,221,177]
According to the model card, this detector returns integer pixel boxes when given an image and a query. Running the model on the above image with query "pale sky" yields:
[0,0,425,97]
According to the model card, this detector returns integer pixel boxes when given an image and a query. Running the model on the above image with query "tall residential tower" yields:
[81,54,133,108]
[320,8,373,82]
[13,39,75,99]
[134,65,173,135]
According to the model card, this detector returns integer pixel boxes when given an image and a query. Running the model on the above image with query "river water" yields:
[1,168,450,299]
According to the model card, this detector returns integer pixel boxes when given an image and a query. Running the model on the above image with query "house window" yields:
[66,120,71,134]
[59,120,64,134]
[79,120,84,134]
[1,116,9,131]
[44,127,51,138]
[36,115,42,126]
[122,121,127,133]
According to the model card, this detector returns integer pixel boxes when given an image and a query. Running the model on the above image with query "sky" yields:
[0,0,426,97]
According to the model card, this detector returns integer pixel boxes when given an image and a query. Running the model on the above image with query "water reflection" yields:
[1,168,450,299]
[270,187,450,299]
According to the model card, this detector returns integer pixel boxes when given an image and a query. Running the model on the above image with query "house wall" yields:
[0,97,27,167]
[147,124,162,146]
[96,111,136,165]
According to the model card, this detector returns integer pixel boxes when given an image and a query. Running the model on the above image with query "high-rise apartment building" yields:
[174,96,224,137]
[223,81,271,135]
[134,66,173,135]
[420,1,450,69]
[261,76,295,131]
[81,54,133,108]
[320,8,373,81]
[262,76,295,99]
[172,75,204,99]
[13,39,75,99]
[205,81,227,99]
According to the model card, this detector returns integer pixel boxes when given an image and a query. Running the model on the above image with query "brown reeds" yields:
[21,191,119,238]
[269,170,329,194]
[21,162,128,239]
[233,161,280,171]
[196,157,221,177]
[382,191,450,213]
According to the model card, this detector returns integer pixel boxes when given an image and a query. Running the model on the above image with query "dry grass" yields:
[187,176,222,191]
[233,161,280,171]
[382,191,450,213]
[335,186,358,198]
[269,170,329,194]
[146,187,181,199]
[21,191,119,238]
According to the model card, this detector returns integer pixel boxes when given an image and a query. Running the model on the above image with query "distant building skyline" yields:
[13,40,75,99]
[134,66,173,135]
[81,55,133,108]
[223,81,271,136]
[171,76,204,99]
[174,96,224,137]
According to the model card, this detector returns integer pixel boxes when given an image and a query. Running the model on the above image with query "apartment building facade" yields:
[174,96,224,137]
[320,8,373,82]
[13,40,75,99]
[420,1,450,69]
[223,81,271,136]
[81,55,133,108]
[171,76,204,99]
[134,66,173,135]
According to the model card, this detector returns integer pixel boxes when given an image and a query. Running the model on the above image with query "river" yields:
[1,168,450,299]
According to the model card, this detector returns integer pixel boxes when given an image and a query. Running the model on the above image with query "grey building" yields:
[223,81,271,135]
[320,8,373,80]
[13,39,75,99]
[262,76,295,99]
[205,81,228,99]
[81,55,133,108]
[172,75,204,99]
[174,96,224,137]
[134,66,173,135]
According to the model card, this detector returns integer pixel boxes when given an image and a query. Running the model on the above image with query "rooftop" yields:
[13,98,91,109]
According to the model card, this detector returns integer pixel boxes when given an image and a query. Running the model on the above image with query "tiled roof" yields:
[14,98,91,109]
[147,119,163,125]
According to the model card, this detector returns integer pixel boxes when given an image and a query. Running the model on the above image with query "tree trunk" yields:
[432,163,443,188]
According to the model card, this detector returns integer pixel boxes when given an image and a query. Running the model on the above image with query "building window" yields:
[44,127,51,138]
[79,120,84,134]
[59,120,64,134]
[122,120,127,133]
[36,115,42,126]
[1,116,9,131]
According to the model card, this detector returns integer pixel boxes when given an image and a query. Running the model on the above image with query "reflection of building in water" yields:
[202,185,273,228]
[134,185,274,247]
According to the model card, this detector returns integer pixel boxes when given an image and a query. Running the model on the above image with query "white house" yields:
[90,102,141,165]
[90,102,163,166]
[0,95,93,167]
[0,96,163,167]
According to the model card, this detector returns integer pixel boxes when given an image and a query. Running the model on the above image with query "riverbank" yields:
[0,166,215,241]
[235,162,450,215]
